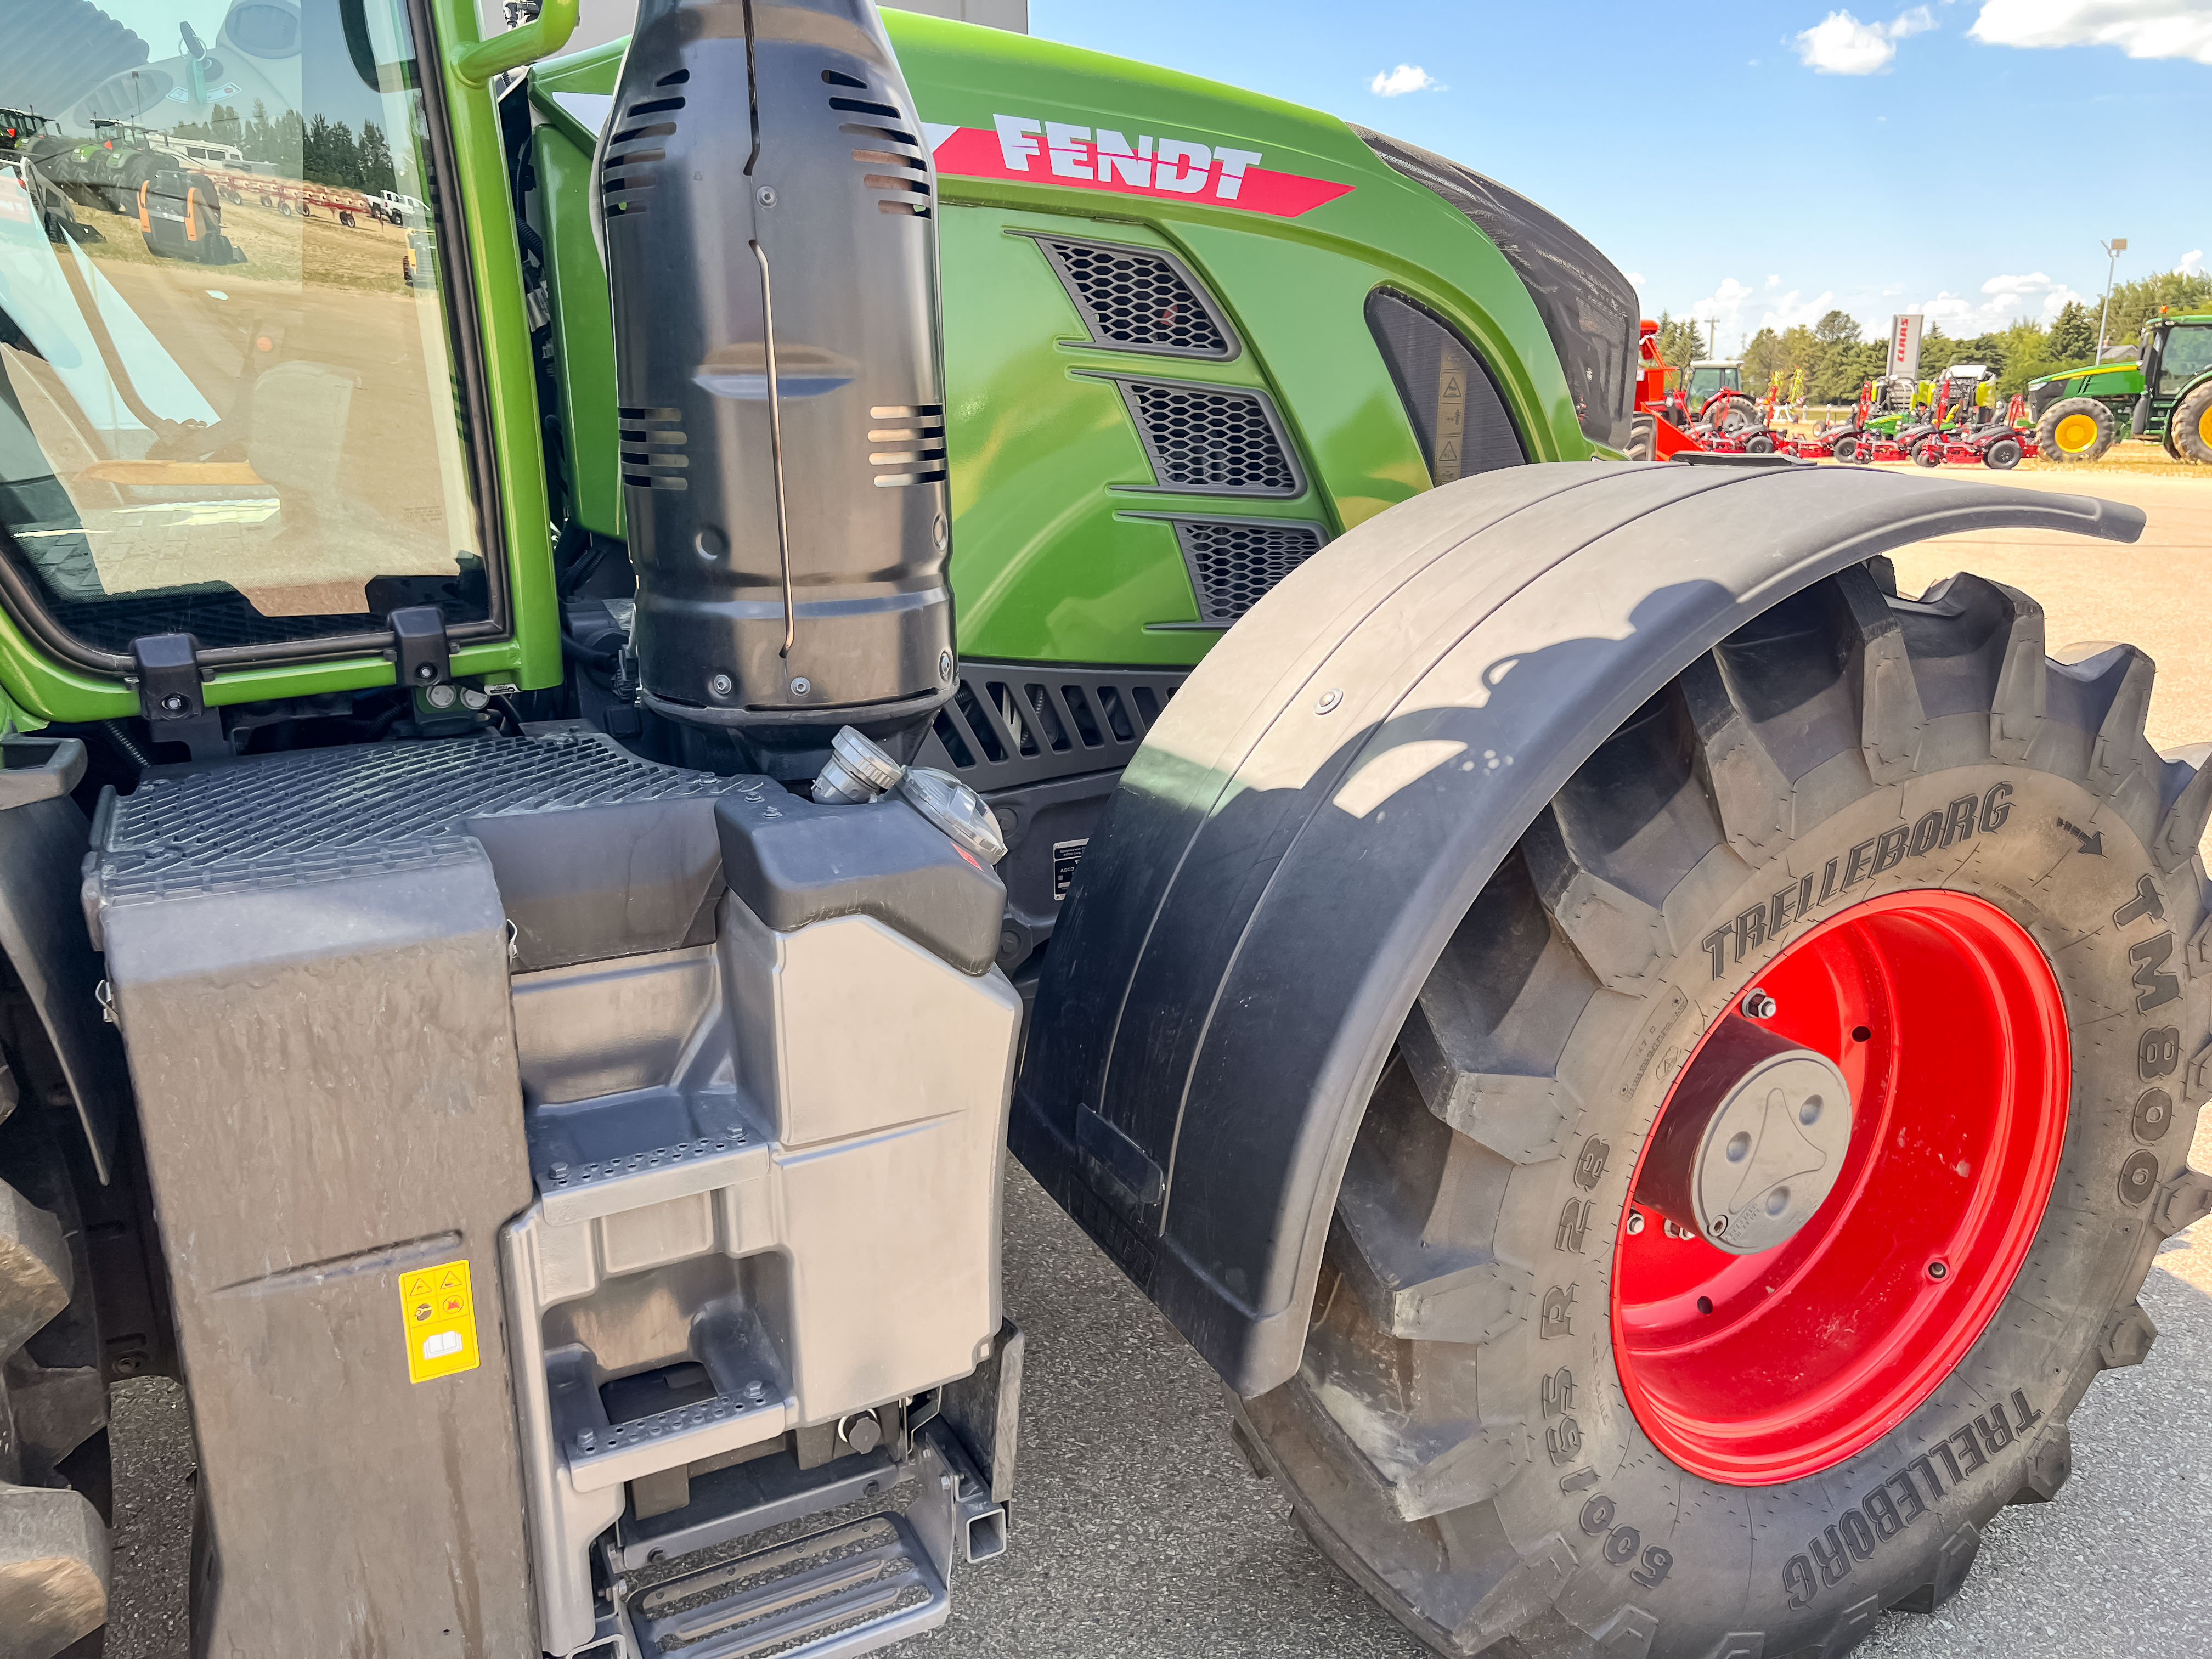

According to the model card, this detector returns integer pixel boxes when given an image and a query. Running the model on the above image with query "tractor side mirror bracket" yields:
[452,0,582,88]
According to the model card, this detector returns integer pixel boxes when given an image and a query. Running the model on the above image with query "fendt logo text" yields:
[926,115,1355,218]
[992,117,1262,199]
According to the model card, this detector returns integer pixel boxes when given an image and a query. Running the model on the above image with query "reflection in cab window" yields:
[0,0,488,657]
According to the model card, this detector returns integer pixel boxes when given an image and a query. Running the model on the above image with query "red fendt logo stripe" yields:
[929,117,1355,218]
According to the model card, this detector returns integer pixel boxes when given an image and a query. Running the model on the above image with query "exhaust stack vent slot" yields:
[1030,235,1235,358]
[1166,517,1328,625]
[601,95,685,217]
[1103,377,1302,496]
[831,81,933,217]
[618,405,689,492]
[869,404,946,487]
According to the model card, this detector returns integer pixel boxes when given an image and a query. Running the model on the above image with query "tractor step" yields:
[627,1511,949,1658]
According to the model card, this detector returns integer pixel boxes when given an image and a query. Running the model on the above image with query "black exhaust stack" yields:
[599,0,951,772]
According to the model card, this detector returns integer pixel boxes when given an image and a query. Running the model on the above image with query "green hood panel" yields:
[2029,360,2143,392]
[528,9,1586,668]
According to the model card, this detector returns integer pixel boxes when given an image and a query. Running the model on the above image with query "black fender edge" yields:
[0,737,127,1180]
[1011,461,2145,1397]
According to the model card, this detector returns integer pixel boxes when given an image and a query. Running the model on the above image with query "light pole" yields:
[2097,238,2128,357]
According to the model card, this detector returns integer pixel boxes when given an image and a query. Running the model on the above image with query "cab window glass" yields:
[2159,326,2212,396]
[0,0,489,657]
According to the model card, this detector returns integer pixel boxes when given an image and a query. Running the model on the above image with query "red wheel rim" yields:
[1611,890,2069,1485]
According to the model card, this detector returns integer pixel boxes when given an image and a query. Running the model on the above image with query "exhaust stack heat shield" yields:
[599,0,953,749]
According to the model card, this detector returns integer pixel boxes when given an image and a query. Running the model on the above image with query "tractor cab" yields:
[1,110,60,153]
[1683,359,1742,403]
[2145,314,2212,399]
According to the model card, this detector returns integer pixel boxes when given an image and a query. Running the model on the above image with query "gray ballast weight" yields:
[89,731,1022,1655]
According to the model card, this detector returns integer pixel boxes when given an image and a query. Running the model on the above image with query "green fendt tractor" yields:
[2029,311,2212,464]
[1,2,2203,1657]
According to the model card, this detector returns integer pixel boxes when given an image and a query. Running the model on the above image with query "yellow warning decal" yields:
[398,1258,481,1385]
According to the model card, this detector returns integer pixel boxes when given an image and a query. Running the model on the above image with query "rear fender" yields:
[1012,461,2145,1397]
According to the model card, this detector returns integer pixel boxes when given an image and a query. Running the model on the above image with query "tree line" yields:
[1654,268,2212,403]
[171,101,400,197]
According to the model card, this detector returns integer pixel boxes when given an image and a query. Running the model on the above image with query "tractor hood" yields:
[2028,360,2141,391]
[528,10,1634,455]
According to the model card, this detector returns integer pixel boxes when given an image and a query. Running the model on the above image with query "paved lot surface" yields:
[102,464,2212,1659]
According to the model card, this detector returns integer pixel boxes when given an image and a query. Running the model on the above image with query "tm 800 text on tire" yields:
[1238,563,2212,1658]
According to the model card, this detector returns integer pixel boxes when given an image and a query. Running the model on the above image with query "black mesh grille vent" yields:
[1032,236,1234,358]
[1170,519,1326,625]
[826,72,933,217]
[870,405,946,487]
[619,405,688,491]
[600,89,685,218]
[914,663,1188,791]
[1110,379,1301,496]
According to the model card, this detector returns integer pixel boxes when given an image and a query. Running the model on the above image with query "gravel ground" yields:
[100,469,2212,1657]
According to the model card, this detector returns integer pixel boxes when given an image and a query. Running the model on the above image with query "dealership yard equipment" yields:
[0,3,2202,1658]
[2030,312,2212,465]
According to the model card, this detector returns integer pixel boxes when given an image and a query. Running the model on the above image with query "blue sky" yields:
[1029,0,2209,348]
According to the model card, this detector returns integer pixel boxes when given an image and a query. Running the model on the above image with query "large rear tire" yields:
[1238,565,2209,1658]
[2036,397,2118,464]
[2173,383,2212,466]
[1708,395,1759,435]
[0,1031,110,1659]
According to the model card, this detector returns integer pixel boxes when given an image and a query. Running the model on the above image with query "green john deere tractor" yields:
[0,2,2202,1657]
[2029,311,2212,464]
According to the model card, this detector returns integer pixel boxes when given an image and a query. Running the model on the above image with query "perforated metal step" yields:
[94,732,747,890]
[628,1512,948,1658]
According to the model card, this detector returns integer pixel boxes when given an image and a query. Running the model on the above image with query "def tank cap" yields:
[811,726,1007,865]
[899,766,1007,866]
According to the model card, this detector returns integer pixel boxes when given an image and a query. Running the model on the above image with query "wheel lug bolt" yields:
[1627,1210,1645,1235]
[1927,1260,1949,1280]
[1741,988,1777,1019]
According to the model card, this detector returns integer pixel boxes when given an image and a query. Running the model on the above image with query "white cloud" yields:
[1971,0,2212,64]
[1796,7,1938,72]
[1687,278,1757,353]
[2180,250,2206,276]
[1908,271,2087,335]
[1626,271,1646,286]
[1369,64,1444,96]
[1762,289,1842,331]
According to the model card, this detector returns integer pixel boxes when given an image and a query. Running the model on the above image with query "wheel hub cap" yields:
[1637,1015,1853,1255]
